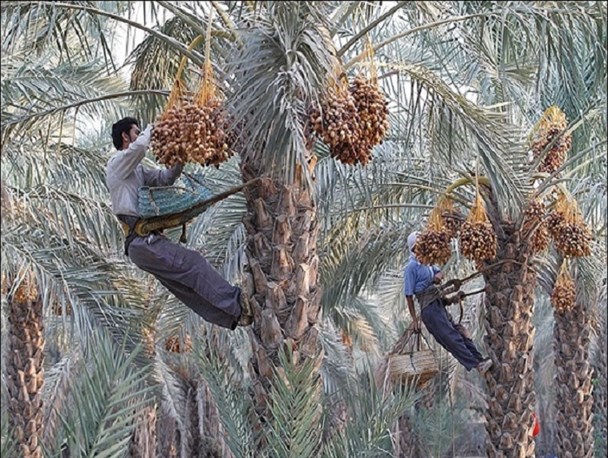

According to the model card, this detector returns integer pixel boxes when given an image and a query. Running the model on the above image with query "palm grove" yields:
[1,1,606,457]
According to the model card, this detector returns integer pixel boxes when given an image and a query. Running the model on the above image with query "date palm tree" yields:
[536,182,606,458]
[593,294,608,457]
[318,2,607,456]
[1,1,606,457]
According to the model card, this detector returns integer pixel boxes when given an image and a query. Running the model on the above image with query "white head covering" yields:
[407,231,419,253]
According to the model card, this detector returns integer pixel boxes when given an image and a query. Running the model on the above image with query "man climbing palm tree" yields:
[404,231,492,373]
[106,117,253,329]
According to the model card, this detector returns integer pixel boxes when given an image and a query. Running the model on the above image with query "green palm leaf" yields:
[226,2,338,181]
[265,345,323,458]
[54,333,153,458]
[322,361,417,457]
[196,344,255,458]
[0,410,15,458]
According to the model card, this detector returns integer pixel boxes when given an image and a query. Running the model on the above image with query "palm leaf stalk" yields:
[54,334,153,457]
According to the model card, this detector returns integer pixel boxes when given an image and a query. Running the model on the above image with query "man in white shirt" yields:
[106,117,252,329]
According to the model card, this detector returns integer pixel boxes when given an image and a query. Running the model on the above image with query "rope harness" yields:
[117,214,144,256]
[414,261,512,327]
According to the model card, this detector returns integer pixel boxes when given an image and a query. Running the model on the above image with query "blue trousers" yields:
[421,299,484,371]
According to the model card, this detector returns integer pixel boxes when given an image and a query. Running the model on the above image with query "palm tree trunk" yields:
[481,221,537,457]
[592,307,607,457]
[240,155,323,420]
[553,302,594,457]
[6,277,45,458]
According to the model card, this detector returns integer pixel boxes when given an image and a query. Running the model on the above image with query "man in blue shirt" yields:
[404,231,492,373]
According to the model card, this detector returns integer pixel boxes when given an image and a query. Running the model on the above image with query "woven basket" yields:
[138,173,212,218]
[388,332,438,385]
[388,350,439,385]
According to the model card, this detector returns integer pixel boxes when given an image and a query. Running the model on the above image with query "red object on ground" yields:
[532,412,541,437]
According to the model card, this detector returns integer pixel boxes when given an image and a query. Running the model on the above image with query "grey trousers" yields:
[128,234,242,330]
[420,299,484,371]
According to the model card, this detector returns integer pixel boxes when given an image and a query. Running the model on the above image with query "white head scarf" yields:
[407,231,419,254]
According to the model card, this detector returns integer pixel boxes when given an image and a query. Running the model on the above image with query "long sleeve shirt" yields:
[105,125,183,217]
[403,253,441,296]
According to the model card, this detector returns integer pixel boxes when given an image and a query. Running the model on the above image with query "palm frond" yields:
[322,359,418,457]
[452,1,607,174]
[1,184,122,252]
[127,12,202,125]
[1,56,128,144]
[155,286,199,342]
[314,149,440,225]
[319,320,354,396]
[1,222,153,359]
[5,1,205,67]
[1,0,121,63]
[411,394,474,457]
[375,269,409,326]
[153,357,189,447]
[320,222,409,315]
[42,353,81,449]
[53,333,153,457]
[394,63,526,217]
[336,1,409,57]
[2,142,112,200]
[196,340,255,457]
[0,410,15,458]
[226,2,338,181]
[265,345,323,458]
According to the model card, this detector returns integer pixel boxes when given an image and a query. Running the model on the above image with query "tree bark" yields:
[240,156,323,424]
[481,222,537,457]
[6,277,45,458]
[553,303,595,457]
[592,308,607,457]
